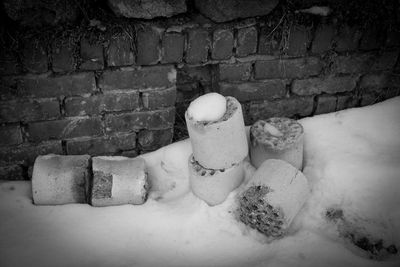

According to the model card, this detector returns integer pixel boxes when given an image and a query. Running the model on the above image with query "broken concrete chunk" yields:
[185,96,248,169]
[188,154,244,206]
[91,156,149,207]
[32,154,91,205]
[250,117,304,170]
[237,159,309,239]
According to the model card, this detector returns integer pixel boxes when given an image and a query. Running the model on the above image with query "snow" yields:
[1,97,400,267]
[186,92,227,122]
[263,122,283,137]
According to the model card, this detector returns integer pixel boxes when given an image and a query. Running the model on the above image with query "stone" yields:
[32,154,91,205]
[91,156,149,206]
[3,0,79,27]
[108,0,187,19]
[194,0,279,23]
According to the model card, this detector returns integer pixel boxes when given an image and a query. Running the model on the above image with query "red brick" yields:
[17,72,96,98]
[292,76,357,95]
[105,107,175,132]
[99,65,176,91]
[359,25,383,51]
[237,26,257,57]
[138,128,173,150]
[177,65,211,84]
[334,25,362,52]
[162,33,185,63]
[65,92,140,116]
[0,125,23,146]
[0,141,62,165]
[141,87,177,109]
[254,57,321,79]
[371,51,399,71]
[186,29,210,64]
[0,164,25,180]
[219,80,286,102]
[315,95,337,115]
[336,95,359,111]
[0,49,19,75]
[0,98,60,123]
[386,28,400,47]
[107,35,134,67]
[21,38,48,73]
[27,117,103,142]
[360,93,377,106]
[137,27,161,65]
[66,132,136,156]
[286,25,310,56]
[212,29,233,60]
[52,42,76,72]
[0,77,18,100]
[359,73,400,91]
[311,23,335,54]
[80,38,104,70]
[219,63,251,81]
[258,25,281,56]
[249,97,314,122]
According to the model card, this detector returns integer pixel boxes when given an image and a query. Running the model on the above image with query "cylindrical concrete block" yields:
[189,154,244,206]
[91,156,149,207]
[185,96,248,169]
[237,159,309,239]
[250,117,304,170]
[32,154,91,205]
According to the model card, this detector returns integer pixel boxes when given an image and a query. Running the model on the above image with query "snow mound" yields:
[187,92,227,122]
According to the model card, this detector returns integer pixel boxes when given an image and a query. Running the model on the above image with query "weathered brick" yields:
[99,65,176,91]
[0,141,62,165]
[80,38,104,70]
[334,25,362,52]
[371,51,399,71]
[21,38,48,73]
[292,76,357,95]
[360,93,376,106]
[336,94,359,111]
[17,72,96,98]
[137,27,161,65]
[249,97,314,122]
[107,35,134,67]
[0,125,23,146]
[311,23,335,54]
[0,50,19,75]
[219,63,251,81]
[0,99,60,123]
[0,77,18,100]
[315,95,337,115]
[52,42,75,72]
[237,26,257,57]
[66,132,136,156]
[162,33,184,63]
[121,150,139,158]
[65,92,140,116]
[219,80,286,102]
[27,117,103,142]
[105,107,175,132]
[359,24,382,51]
[177,65,211,84]
[186,29,210,64]
[254,57,321,79]
[386,28,400,47]
[0,164,25,180]
[212,29,234,60]
[286,25,310,56]
[359,73,400,91]
[138,128,173,151]
[141,87,177,109]
[258,25,281,56]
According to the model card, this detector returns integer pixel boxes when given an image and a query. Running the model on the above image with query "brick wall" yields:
[1,12,399,180]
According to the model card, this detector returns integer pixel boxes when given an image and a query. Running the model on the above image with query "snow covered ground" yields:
[1,97,400,267]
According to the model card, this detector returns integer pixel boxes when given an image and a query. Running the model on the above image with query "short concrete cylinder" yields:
[188,154,244,206]
[250,117,304,170]
[185,96,248,169]
[32,154,91,205]
[91,156,149,207]
[237,159,309,239]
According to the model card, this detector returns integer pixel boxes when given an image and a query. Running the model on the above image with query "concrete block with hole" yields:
[91,156,149,207]
[32,154,91,205]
